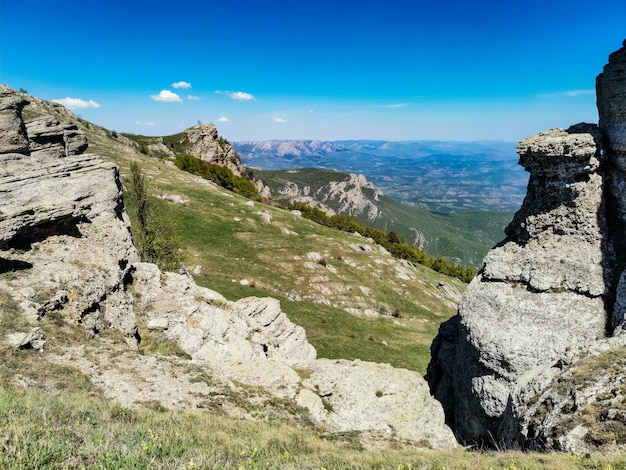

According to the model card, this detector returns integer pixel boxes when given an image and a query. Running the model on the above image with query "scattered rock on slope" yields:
[0,84,457,450]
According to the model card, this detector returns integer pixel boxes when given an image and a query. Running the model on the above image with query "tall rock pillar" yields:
[427,124,609,447]
[597,40,626,332]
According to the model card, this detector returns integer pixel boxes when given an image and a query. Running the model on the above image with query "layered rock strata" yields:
[598,40,626,333]
[0,90,139,336]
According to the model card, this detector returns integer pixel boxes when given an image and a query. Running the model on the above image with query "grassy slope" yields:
[5,98,626,467]
[257,168,513,267]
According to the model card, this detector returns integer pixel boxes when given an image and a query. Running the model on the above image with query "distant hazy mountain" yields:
[234,140,528,213]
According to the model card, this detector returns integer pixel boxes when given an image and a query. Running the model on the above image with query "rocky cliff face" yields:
[276,171,384,221]
[427,40,626,450]
[181,124,271,198]
[0,85,456,449]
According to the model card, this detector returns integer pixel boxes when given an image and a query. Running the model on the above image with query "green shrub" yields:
[127,162,181,272]
[174,154,262,201]
[288,201,476,283]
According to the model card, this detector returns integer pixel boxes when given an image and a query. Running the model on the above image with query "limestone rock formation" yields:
[599,40,626,334]
[0,89,29,155]
[132,262,315,366]
[181,124,271,197]
[184,124,242,173]
[0,85,457,449]
[0,88,139,338]
[26,117,88,158]
[276,171,384,221]
[427,39,626,450]
[320,173,383,221]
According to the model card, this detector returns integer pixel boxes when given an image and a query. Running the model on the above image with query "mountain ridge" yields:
[235,138,527,213]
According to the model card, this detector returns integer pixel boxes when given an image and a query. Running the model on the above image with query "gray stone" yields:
[297,359,458,448]
[597,39,626,156]
[6,327,46,350]
[428,124,609,447]
[26,118,87,159]
[132,263,316,366]
[0,87,29,155]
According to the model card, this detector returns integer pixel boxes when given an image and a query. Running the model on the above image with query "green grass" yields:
[11,95,626,467]
[2,379,626,469]
[257,167,513,267]
[117,158,460,376]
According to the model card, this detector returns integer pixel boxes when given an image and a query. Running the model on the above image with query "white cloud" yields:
[135,121,155,126]
[541,89,595,98]
[172,81,192,89]
[217,116,229,122]
[223,91,256,101]
[52,97,101,110]
[150,90,182,102]
[384,103,408,108]
[187,94,201,100]
[273,117,287,123]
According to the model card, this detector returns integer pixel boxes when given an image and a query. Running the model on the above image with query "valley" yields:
[234,139,529,213]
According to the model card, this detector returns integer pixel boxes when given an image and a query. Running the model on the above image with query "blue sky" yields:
[1,0,625,142]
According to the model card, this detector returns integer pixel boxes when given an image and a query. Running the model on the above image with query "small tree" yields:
[128,162,181,272]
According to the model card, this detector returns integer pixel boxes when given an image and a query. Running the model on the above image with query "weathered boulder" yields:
[297,359,458,448]
[132,262,316,366]
[6,327,46,351]
[427,124,609,447]
[0,88,29,155]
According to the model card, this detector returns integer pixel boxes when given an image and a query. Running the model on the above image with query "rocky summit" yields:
[0,85,456,449]
[427,39,626,451]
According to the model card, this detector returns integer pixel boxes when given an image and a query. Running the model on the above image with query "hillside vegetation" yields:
[8,96,626,467]
[257,167,514,267]
[81,124,462,375]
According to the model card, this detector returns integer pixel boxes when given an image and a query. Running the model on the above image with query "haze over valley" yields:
[235,139,528,213]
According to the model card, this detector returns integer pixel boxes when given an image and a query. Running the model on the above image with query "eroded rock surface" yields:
[428,123,609,447]
[0,88,139,338]
[133,262,315,366]
[427,40,626,450]
[0,85,457,449]
[298,359,457,448]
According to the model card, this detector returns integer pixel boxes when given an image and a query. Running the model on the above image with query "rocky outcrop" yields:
[277,171,384,221]
[185,124,245,174]
[320,173,383,221]
[0,85,456,449]
[0,88,139,338]
[598,40,626,334]
[133,262,315,366]
[427,39,626,450]
[428,124,609,447]
[26,117,88,158]
[0,89,29,155]
[130,260,456,447]
[181,124,270,198]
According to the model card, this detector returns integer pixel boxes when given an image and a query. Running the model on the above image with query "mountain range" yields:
[234,139,529,214]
